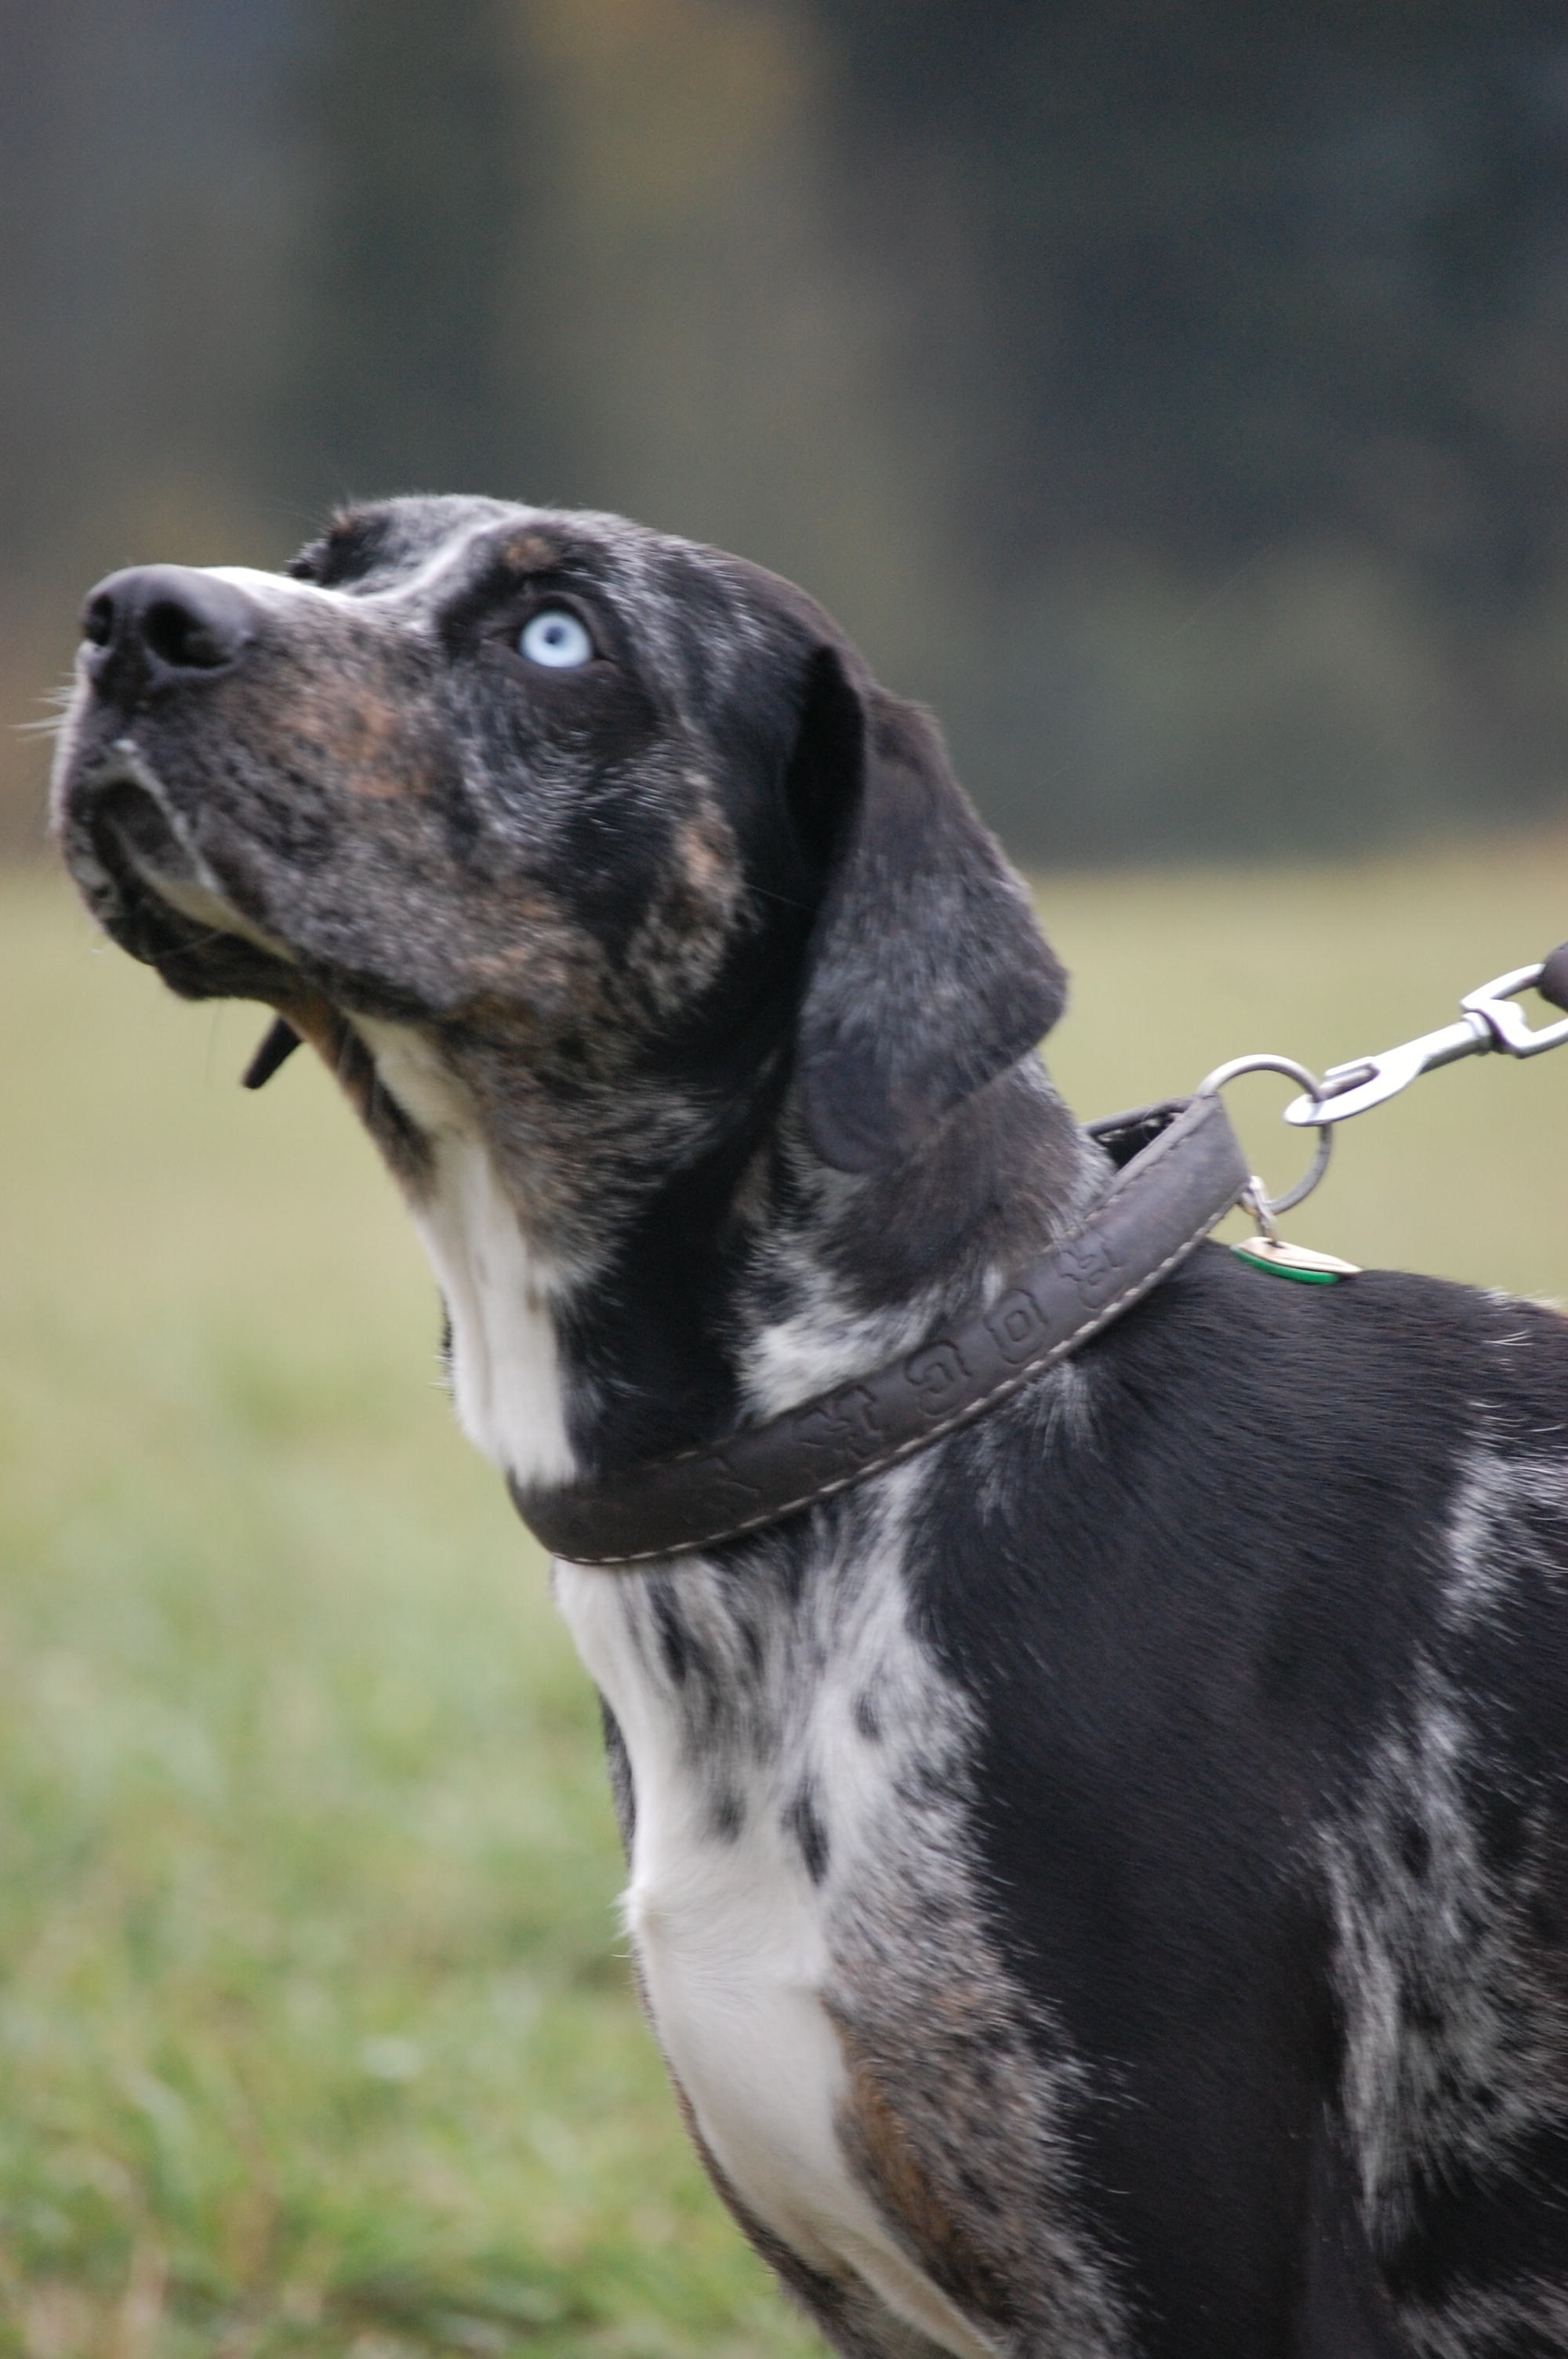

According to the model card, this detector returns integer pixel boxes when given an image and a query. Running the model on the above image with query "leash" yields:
[515,940,1568,1565]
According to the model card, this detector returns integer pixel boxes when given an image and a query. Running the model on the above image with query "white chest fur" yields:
[354,1020,575,1489]
[555,1496,997,2359]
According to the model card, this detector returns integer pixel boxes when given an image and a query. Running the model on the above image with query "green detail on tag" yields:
[1231,1238,1360,1285]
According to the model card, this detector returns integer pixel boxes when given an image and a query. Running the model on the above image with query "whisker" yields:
[16,682,78,740]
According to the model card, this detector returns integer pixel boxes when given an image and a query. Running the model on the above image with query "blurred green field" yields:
[3,841,1568,2357]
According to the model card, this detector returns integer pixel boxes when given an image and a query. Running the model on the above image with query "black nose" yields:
[81,564,259,704]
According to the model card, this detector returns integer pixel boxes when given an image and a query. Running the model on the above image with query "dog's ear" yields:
[787,643,1067,1173]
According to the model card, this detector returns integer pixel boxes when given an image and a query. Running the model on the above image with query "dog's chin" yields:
[69,776,299,1005]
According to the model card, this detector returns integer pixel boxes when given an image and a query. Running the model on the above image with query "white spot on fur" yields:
[355,1020,575,1488]
[205,564,352,609]
[1403,2273,1568,2357]
[206,549,463,623]
[740,1257,958,1420]
[1445,1442,1568,1625]
[1324,1667,1567,2243]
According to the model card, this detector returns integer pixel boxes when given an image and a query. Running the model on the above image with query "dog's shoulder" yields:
[918,1238,1568,1730]
[1032,1234,1568,1550]
[909,1236,1568,1925]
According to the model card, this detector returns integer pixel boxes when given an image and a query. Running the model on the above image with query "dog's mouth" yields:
[74,774,309,1085]
[92,772,188,881]
[64,760,425,1092]
[66,761,303,1023]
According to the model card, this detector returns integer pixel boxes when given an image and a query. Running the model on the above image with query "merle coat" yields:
[53,495,1568,2358]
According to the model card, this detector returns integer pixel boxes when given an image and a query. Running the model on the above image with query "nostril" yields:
[143,597,231,671]
[83,591,117,649]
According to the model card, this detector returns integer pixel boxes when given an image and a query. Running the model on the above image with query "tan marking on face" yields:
[623,809,746,1018]
[502,530,560,572]
[679,814,729,898]
[281,682,442,801]
[273,990,371,1109]
[272,987,343,1066]
[454,889,620,1037]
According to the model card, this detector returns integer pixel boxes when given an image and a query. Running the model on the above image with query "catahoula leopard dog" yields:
[53,495,1568,2358]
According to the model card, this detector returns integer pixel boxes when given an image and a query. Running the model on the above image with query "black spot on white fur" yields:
[786,1783,830,1885]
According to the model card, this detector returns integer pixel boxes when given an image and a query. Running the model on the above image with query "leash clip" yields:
[1282,954,1568,1128]
[1461,963,1568,1058]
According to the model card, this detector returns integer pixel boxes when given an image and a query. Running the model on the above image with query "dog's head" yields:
[53,496,1064,1177]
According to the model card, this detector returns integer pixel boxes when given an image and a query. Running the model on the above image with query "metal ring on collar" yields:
[1196,1053,1333,1216]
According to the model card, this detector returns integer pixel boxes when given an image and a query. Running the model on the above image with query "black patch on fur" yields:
[791,656,1067,1173]
[651,1584,695,1685]
[598,1698,636,1856]
[786,1784,830,1885]
[712,1788,745,1841]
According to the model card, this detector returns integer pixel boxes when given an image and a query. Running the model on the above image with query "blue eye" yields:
[519,607,593,669]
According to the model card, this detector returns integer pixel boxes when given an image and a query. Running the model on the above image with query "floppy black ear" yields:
[789,645,1067,1173]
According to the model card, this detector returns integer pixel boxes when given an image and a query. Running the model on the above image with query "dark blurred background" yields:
[5,0,1568,863]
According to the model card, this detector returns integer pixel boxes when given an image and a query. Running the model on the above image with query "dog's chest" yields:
[554,1518,1004,2359]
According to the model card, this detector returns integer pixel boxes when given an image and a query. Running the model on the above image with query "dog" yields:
[53,495,1568,2358]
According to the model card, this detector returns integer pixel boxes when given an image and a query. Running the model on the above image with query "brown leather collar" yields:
[512,1092,1249,1565]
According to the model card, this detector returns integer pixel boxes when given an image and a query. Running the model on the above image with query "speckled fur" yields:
[1323,1664,1568,2245]
[557,1459,1129,2359]
[53,496,1568,2356]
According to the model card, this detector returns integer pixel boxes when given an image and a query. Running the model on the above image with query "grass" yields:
[5,837,1568,2356]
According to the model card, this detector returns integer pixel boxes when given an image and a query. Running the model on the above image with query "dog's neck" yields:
[354,1015,1103,1497]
